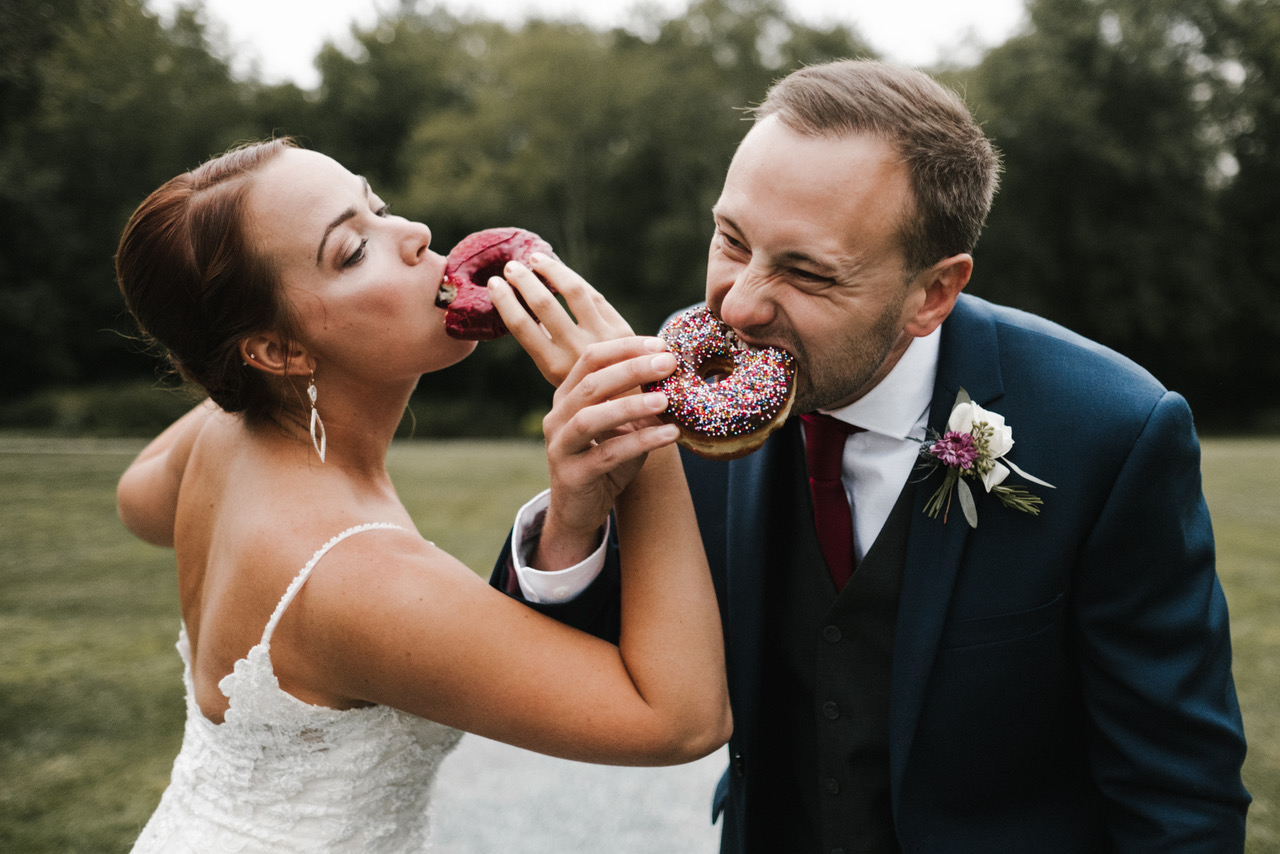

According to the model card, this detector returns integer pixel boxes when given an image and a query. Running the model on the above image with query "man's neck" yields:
[823,327,940,440]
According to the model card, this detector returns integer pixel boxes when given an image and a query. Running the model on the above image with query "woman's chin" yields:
[424,337,479,374]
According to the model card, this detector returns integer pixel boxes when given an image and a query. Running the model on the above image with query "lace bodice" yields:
[131,523,462,853]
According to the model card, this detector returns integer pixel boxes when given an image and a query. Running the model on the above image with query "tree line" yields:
[2,0,1277,433]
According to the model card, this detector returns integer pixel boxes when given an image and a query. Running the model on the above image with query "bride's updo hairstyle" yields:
[117,138,302,423]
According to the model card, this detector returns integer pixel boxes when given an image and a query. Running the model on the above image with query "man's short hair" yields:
[754,59,1001,276]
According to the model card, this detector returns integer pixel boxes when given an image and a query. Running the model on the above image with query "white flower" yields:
[946,399,1012,454]
[982,461,1011,492]
[947,400,1013,491]
[918,389,1056,527]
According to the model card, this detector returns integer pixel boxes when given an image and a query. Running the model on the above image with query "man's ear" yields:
[903,253,972,338]
[240,334,312,377]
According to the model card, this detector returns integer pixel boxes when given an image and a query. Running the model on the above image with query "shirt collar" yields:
[820,326,940,441]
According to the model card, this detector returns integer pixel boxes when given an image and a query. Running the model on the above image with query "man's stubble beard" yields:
[789,287,911,415]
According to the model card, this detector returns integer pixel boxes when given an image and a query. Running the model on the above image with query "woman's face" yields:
[245,148,476,382]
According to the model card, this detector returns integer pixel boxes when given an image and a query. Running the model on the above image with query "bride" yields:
[114,138,730,852]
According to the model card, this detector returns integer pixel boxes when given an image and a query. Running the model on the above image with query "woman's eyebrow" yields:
[315,178,372,266]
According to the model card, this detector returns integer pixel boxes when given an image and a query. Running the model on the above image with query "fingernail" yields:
[530,252,548,264]
[487,276,507,289]
[504,260,523,274]
[650,353,676,371]
[644,392,667,409]
[644,337,667,352]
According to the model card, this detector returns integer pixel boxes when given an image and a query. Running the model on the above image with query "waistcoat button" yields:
[822,701,840,720]
[824,777,840,795]
[822,625,842,643]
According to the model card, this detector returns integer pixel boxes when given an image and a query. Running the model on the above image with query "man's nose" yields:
[713,266,776,331]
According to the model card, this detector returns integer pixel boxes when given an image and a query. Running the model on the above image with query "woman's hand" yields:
[117,398,220,547]
[488,253,634,387]
[534,337,679,571]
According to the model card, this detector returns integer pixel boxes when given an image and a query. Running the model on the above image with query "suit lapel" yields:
[889,295,1006,802]
[724,426,790,701]
[721,425,798,752]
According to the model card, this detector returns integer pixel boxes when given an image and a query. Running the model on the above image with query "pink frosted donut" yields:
[645,306,797,460]
[435,227,556,340]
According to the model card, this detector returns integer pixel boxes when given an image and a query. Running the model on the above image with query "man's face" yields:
[706,117,927,413]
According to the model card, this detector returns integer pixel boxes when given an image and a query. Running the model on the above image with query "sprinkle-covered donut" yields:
[435,227,557,340]
[645,306,797,460]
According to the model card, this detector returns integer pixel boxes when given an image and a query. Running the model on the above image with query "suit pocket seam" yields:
[940,592,1065,649]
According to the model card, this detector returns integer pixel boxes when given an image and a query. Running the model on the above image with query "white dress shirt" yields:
[508,490,611,604]
[821,327,939,562]
[512,328,941,602]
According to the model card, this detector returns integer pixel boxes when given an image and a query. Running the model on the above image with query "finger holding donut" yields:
[436,227,635,387]
[496,258,578,344]
[524,252,633,341]
[536,337,680,571]
[488,261,563,340]
[546,337,678,501]
[491,259,633,388]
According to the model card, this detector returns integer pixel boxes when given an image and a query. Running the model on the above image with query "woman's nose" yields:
[400,220,433,263]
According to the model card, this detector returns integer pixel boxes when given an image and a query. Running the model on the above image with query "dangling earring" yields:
[308,372,326,463]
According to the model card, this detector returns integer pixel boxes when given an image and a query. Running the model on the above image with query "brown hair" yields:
[116,138,299,422]
[753,59,1001,276]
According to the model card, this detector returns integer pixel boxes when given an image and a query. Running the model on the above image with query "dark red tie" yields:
[801,413,862,590]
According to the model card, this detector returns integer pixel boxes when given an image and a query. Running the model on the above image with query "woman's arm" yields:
[292,339,730,766]
[533,337,731,759]
[117,398,220,547]
[487,253,647,569]
[300,258,728,764]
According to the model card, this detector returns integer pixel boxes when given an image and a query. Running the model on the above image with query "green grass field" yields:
[1,436,1276,852]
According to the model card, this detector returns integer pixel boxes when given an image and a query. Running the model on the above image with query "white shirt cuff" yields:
[511,489,609,604]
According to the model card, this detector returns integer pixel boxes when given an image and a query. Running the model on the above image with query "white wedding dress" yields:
[131,523,463,853]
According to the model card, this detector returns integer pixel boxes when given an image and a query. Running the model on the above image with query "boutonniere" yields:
[915,389,1055,527]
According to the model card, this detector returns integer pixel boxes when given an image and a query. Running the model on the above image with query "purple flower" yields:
[930,430,978,469]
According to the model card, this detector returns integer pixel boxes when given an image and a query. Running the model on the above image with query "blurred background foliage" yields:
[1,0,1278,436]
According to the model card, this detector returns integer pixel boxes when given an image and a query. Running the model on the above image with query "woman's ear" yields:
[240,334,312,377]
[903,253,972,339]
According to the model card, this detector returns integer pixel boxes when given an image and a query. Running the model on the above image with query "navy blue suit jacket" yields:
[492,294,1249,852]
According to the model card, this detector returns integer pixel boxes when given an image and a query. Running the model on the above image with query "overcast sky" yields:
[146,0,1027,88]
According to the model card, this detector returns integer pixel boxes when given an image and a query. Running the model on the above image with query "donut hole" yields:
[469,261,507,287]
[465,260,551,290]
[698,357,735,385]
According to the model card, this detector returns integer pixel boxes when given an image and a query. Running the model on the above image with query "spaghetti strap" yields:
[259,522,404,649]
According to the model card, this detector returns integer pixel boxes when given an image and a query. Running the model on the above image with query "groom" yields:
[492,59,1249,852]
